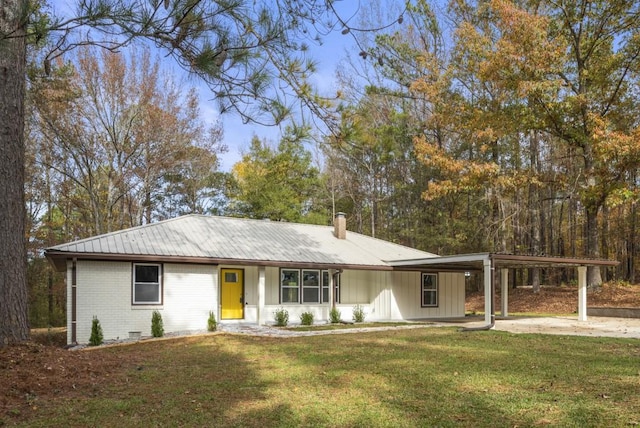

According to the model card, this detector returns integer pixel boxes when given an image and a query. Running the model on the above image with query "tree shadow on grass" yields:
[13,330,639,427]
[14,335,295,427]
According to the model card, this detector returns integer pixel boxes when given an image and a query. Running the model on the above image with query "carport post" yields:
[500,268,509,317]
[257,266,266,325]
[484,258,493,325]
[578,266,587,321]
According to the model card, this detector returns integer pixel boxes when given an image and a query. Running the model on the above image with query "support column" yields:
[501,268,509,317]
[257,266,266,325]
[578,266,587,321]
[213,267,220,321]
[483,258,493,325]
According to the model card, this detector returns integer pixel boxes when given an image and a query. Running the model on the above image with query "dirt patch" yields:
[465,282,640,314]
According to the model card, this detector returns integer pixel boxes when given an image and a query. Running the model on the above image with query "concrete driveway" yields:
[480,316,640,338]
[218,317,640,339]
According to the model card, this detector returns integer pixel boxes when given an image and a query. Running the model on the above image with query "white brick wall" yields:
[162,263,217,332]
[73,261,217,344]
[76,261,131,343]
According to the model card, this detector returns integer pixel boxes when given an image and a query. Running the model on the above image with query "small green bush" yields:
[352,305,366,323]
[89,316,103,346]
[207,311,217,332]
[274,307,289,327]
[300,311,314,326]
[151,310,164,337]
[329,307,341,324]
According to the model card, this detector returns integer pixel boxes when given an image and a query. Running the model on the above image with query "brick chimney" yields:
[334,212,346,239]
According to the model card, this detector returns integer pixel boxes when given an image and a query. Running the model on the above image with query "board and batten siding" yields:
[339,270,391,320]
[257,268,464,323]
[72,261,217,344]
[391,271,465,319]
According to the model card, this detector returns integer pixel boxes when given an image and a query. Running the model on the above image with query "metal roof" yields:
[45,214,438,271]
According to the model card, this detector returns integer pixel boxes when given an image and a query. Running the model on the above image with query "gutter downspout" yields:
[461,256,495,332]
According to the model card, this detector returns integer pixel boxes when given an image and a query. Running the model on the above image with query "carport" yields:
[391,253,620,327]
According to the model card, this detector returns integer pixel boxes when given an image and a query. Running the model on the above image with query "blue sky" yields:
[210,24,354,171]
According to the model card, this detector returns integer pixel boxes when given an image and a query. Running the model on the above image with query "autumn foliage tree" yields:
[318,0,640,289]
[29,46,225,236]
[410,0,640,286]
[22,46,226,326]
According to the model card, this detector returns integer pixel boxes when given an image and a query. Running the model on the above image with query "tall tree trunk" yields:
[584,150,602,286]
[630,202,636,283]
[529,133,541,293]
[0,0,29,346]
[601,205,610,282]
[585,204,603,287]
[47,270,54,326]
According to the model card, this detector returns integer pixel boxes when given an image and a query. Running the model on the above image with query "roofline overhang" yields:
[44,250,394,272]
[390,253,491,267]
[389,252,620,272]
[46,250,620,274]
[490,253,620,267]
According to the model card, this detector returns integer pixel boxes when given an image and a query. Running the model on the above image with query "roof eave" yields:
[44,250,393,272]
[389,252,620,272]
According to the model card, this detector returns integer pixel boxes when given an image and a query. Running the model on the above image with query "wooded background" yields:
[25,0,640,327]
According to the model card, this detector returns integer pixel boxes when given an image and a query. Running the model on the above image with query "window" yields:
[133,264,162,305]
[281,269,300,303]
[280,269,339,304]
[421,273,438,307]
[302,270,320,303]
[322,271,340,303]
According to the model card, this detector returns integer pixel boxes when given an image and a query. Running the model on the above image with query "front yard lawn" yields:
[4,328,640,427]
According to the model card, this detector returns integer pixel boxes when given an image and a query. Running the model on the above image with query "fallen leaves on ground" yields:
[466,282,640,314]
[0,334,144,424]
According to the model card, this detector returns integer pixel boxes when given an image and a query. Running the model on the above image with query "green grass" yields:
[17,329,640,427]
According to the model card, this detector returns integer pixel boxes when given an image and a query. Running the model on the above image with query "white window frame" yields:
[280,269,300,303]
[322,271,340,304]
[421,273,438,307]
[302,269,321,303]
[279,269,338,304]
[133,263,162,305]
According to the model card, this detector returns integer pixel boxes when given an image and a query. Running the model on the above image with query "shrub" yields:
[300,311,314,326]
[352,305,366,323]
[329,307,341,324]
[273,307,289,327]
[89,316,103,346]
[151,310,164,337]
[207,311,217,332]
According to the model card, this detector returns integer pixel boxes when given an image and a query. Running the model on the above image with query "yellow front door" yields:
[221,269,244,319]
